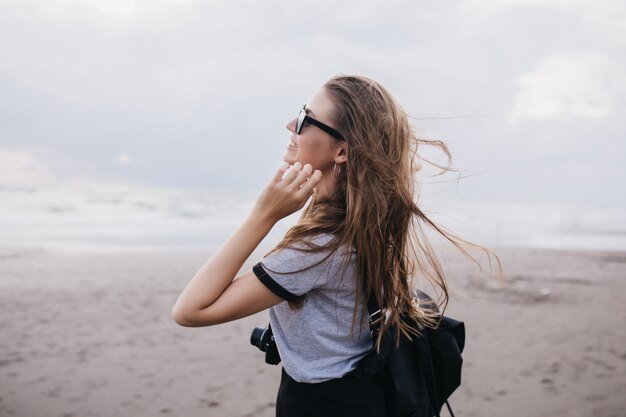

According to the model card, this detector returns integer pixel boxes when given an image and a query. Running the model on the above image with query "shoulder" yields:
[287,232,336,250]
[264,232,336,259]
[261,232,336,270]
[265,233,354,265]
[255,232,355,296]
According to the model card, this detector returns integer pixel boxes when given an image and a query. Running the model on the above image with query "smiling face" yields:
[283,87,346,172]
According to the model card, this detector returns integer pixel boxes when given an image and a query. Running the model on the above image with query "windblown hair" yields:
[264,74,504,352]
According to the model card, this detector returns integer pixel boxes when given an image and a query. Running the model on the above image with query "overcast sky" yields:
[1,0,624,207]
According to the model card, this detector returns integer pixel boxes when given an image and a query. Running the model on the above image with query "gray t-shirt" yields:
[252,232,372,383]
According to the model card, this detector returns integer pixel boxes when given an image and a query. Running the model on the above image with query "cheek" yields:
[297,139,325,164]
[291,132,337,170]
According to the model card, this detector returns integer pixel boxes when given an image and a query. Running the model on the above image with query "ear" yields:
[334,142,348,164]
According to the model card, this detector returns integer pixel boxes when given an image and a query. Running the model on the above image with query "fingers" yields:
[294,163,313,186]
[272,162,291,183]
[285,163,311,186]
[279,162,322,194]
[280,161,303,183]
[295,166,322,196]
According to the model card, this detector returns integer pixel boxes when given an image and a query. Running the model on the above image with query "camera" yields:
[250,323,281,365]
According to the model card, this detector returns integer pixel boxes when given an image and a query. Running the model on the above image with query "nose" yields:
[286,117,297,133]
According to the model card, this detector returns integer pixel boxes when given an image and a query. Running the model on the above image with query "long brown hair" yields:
[264,74,503,352]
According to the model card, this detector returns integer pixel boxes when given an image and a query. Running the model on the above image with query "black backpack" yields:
[349,288,465,417]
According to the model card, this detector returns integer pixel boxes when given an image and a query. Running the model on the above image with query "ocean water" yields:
[1,181,625,253]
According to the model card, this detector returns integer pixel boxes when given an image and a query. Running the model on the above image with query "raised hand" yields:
[251,161,323,224]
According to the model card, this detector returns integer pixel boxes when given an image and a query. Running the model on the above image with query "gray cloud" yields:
[0,0,624,205]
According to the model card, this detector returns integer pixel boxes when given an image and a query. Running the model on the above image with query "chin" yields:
[282,153,298,165]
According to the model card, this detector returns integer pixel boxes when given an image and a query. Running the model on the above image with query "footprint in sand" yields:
[540,377,559,394]
[199,398,220,407]
[585,394,606,402]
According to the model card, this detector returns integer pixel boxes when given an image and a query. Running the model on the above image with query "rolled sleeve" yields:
[253,233,337,298]
[252,262,298,301]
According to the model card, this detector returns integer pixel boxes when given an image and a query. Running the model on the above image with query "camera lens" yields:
[250,327,268,351]
[249,325,282,365]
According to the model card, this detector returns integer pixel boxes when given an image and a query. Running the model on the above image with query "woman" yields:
[171,74,502,416]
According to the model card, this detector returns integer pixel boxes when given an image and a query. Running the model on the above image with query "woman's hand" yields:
[250,161,322,224]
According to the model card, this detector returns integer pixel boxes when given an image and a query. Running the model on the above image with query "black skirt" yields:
[276,367,387,417]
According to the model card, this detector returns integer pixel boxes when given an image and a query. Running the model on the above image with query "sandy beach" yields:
[1,244,625,417]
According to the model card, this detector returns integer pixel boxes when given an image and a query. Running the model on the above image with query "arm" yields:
[171,215,281,326]
[171,161,322,327]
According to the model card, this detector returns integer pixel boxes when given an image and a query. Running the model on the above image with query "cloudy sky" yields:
[1,0,624,207]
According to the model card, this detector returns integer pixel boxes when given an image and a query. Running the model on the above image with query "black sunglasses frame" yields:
[296,104,345,141]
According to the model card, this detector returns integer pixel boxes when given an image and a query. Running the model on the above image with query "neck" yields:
[315,167,339,198]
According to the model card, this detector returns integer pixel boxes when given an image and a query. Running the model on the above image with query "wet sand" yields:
[1,245,625,417]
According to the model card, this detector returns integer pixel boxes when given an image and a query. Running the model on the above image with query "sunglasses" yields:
[296,104,345,141]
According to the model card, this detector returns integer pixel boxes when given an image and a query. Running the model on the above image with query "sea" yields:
[1,180,625,254]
